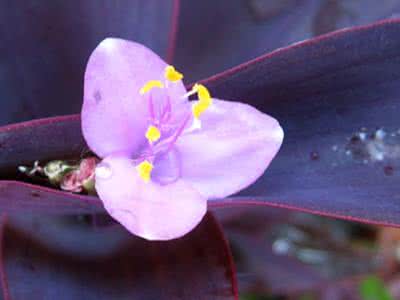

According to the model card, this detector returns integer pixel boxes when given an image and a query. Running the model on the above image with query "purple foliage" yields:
[1,1,400,298]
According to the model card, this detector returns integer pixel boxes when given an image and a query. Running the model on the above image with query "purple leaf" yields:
[175,0,400,82]
[0,115,84,176]
[0,181,101,215]
[1,212,238,299]
[0,0,178,126]
[214,206,290,229]
[2,20,400,228]
[205,19,400,227]
[175,0,316,81]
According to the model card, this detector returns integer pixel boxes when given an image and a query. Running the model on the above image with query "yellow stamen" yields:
[192,101,210,119]
[139,80,164,95]
[192,84,211,105]
[165,65,183,82]
[136,160,154,183]
[190,84,212,119]
[145,125,161,143]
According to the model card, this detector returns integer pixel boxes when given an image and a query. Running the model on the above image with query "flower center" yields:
[135,65,212,183]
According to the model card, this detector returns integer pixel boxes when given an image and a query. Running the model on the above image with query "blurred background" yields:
[217,207,400,300]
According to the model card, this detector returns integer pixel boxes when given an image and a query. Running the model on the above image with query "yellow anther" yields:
[192,84,211,105]
[145,125,161,143]
[190,84,212,119]
[136,160,154,183]
[165,65,183,82]
[192,101,210,119]
[139,80,164,95]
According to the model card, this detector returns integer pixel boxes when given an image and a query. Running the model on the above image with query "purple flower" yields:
[81,38,284,240]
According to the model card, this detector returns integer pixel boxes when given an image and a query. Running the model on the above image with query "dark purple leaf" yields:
[0,115,101,213]
[175,0,315,81]
[0,0,178,126]
[0,212,237,299]
[175,0,400,82]
[0,181,101,215]
[0,115,84,176]
[204,19,400,227]
[214,206,290,230]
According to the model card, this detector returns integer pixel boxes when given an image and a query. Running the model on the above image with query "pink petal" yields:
[94,154,207,241]
[82,38,187,158]
[175,99,284,199]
